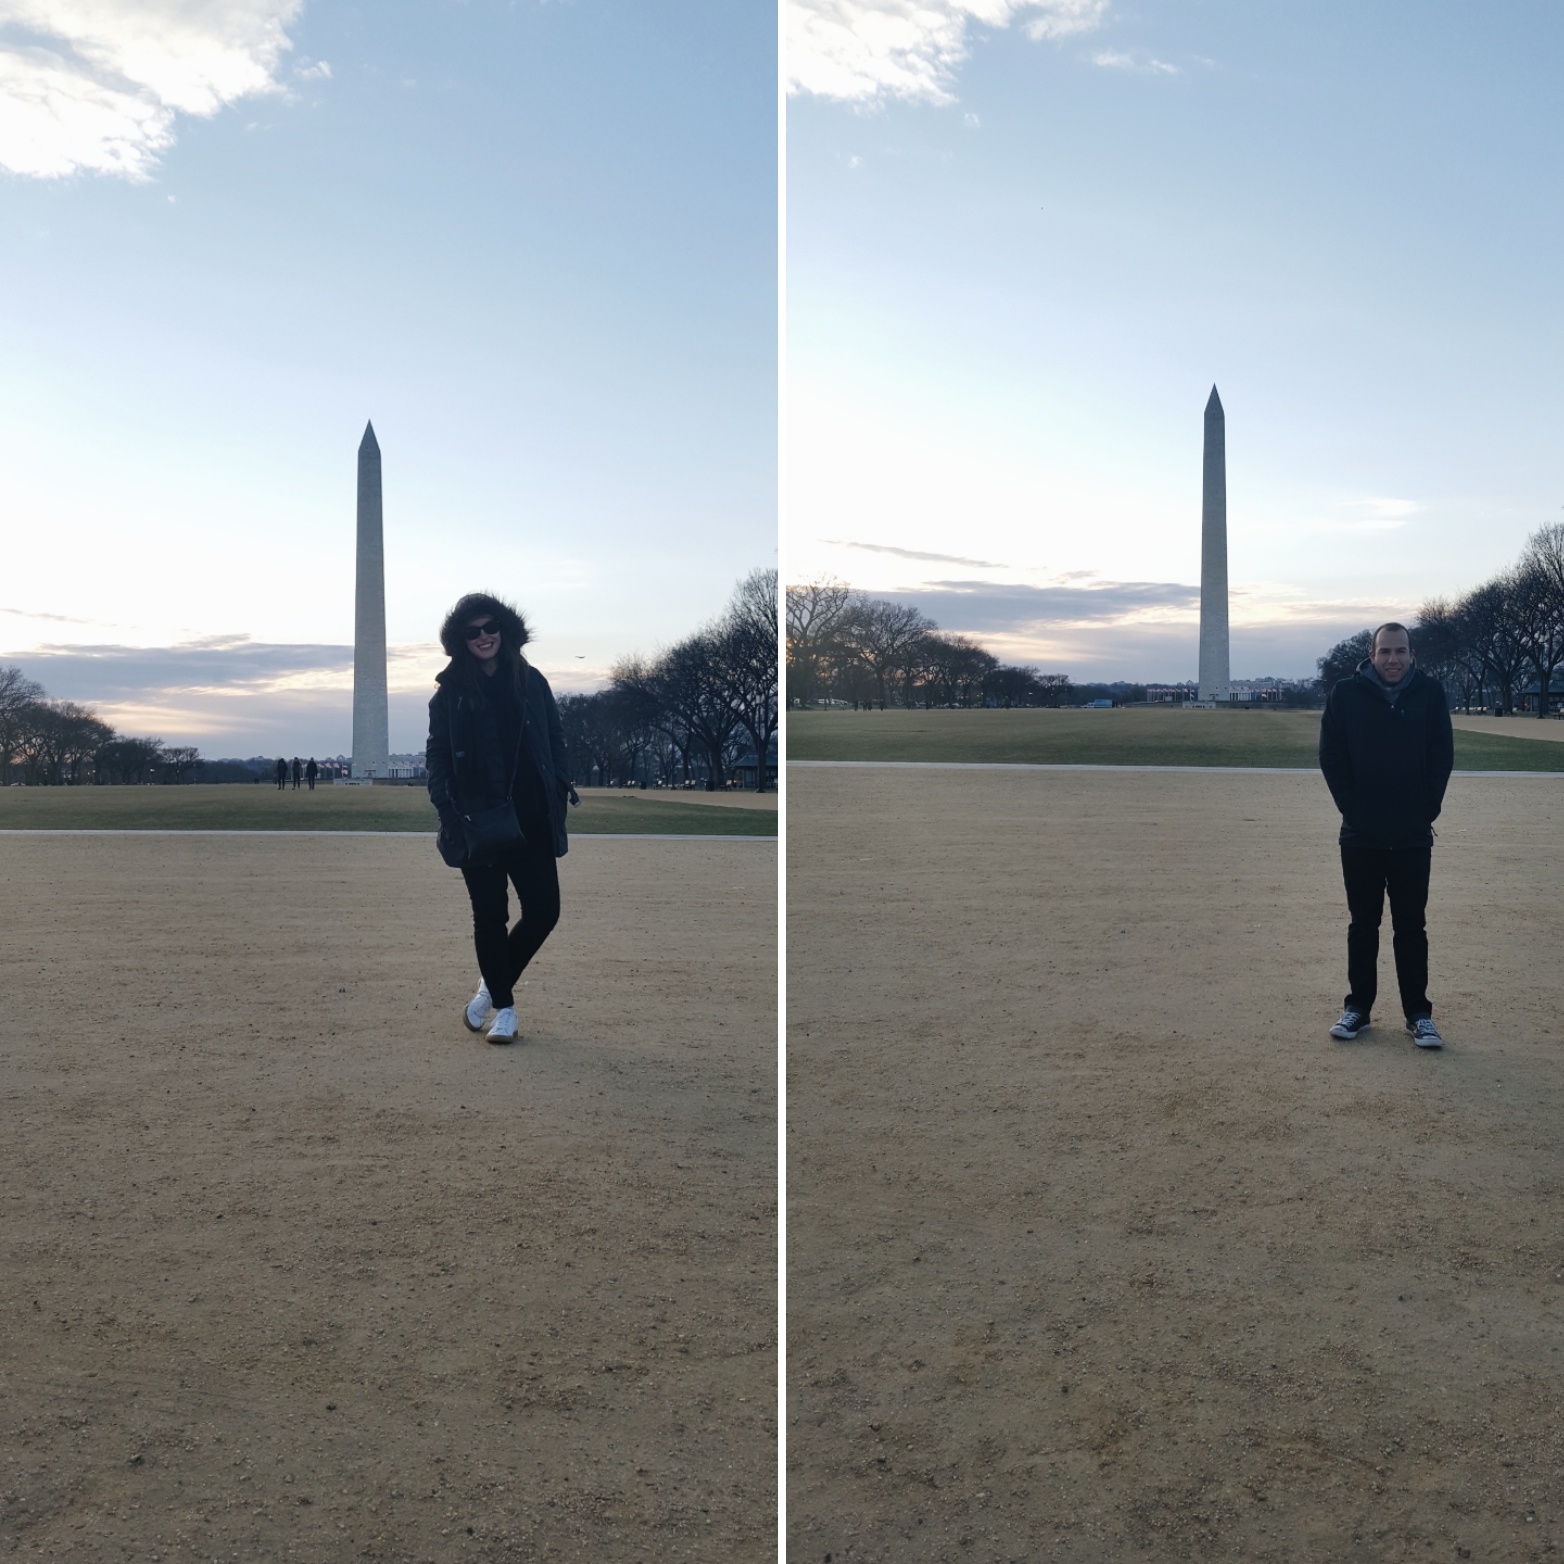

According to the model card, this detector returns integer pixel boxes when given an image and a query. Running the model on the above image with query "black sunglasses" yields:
[464,620,501,641]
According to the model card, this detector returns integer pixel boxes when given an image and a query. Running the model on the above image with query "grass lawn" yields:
[788,706,1564,772]
[0,783,777,836]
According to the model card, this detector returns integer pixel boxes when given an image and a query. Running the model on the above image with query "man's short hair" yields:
[1372,622,1411,652]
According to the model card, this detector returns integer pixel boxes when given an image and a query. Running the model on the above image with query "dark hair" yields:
[1371,621,1411,652]
[438,592,531,696]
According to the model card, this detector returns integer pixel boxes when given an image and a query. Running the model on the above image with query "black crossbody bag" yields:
[444,697,528,869]
[459,724,526,859]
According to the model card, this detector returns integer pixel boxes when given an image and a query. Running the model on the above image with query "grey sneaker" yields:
[1406,1016,1443,1049]
[1330,1007,1369,1040]
[464,981,493,1033]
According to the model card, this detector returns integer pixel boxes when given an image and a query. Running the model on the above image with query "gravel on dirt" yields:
[1,832,776,1562]
[788,764,1564,1563]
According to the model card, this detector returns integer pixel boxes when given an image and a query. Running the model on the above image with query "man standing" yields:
[1319,622,1454,1048]
[275,757,287,791]
[306,757,318,791]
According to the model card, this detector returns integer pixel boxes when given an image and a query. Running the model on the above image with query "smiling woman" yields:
[0,3,778,1557]
[424,591,575,1046]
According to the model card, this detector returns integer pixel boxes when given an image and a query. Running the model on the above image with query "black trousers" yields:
[1340,843,1432,1021]
[459,825,560,1010]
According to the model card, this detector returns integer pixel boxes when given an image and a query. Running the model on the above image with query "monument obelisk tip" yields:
[1197,385,1230,704]
[352,422,389,780]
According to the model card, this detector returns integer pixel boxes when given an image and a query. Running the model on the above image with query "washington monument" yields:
[1199,385,1231,702]
[352,421,389,779]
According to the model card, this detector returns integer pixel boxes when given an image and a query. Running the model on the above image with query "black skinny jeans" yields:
[1339,842,1432,1021]
[459,821,560,1009]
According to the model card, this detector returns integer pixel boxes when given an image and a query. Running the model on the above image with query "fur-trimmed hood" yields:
[437,593,531,662]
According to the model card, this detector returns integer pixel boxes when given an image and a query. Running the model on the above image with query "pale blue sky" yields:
[1,0,776,755]
[787,0,1564,680]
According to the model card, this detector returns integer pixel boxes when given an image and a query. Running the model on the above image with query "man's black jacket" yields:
[1318,663,1454,849]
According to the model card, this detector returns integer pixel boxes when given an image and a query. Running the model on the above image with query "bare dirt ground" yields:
[788,766,1564,1563]
[1,833,776,1562]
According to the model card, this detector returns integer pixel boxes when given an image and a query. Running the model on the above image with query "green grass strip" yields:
[788,708,1564,772]
[0,784,777,837]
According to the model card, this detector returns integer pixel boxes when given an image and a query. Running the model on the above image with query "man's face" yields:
[1373,630,1412,684]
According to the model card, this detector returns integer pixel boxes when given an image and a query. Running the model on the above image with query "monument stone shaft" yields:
[1198,385,1231,702]
[352,421,390,780]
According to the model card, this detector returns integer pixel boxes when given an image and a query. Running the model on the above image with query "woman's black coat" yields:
[426,663,572,858]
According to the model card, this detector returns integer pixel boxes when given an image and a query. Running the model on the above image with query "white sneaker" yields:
[464,982,493,1033]
[486,1007,520,1044]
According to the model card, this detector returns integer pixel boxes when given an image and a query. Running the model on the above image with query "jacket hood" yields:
[438,593,531,661]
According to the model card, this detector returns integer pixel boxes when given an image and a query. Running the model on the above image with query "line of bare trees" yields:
[557,569,779,792]
[0,666,199,786]
[786,579,1069,709]
[1318,523,1564,715]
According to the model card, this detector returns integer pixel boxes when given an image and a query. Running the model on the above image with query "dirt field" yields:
[1,833,776,1562]
[788,765,1564,1562]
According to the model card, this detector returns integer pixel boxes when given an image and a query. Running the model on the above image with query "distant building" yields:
[733,739,777,790]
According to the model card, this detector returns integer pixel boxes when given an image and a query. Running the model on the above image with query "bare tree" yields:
[614,635,742,791]
[19,700,76,786]
[1415,598,1483,711]
[840,597,935,710]
[1317,629,1374,692]
[1517,522,1564,717]
[58,705,113,784]
[0,666,44,784]
[984,665,1037,708]
[715,568,779,790]
[923,633,997,708]
[95,735,164,785]
[1464,575,1530,712]
[162,745,201,785]
[785,577,851,707]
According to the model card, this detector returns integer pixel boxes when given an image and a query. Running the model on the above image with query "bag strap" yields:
[501,724,524,806]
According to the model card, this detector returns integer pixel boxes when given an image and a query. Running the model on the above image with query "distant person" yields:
[1319,622,1454,1049]
[291,757,302,790]
[275,757,287,790]
[426,593,577,1045]
[306,757,318,790]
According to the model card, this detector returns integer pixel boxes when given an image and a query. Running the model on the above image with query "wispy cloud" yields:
[1090,49,1177,74]
[0,635,604,751]
[787,0,1108,105]
[882,577,1199,631]
[0,603,119,627]
[1301,496,1421,533]
[824,538,1009,568]
[6,634,354,697]
[0,0,304,180]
